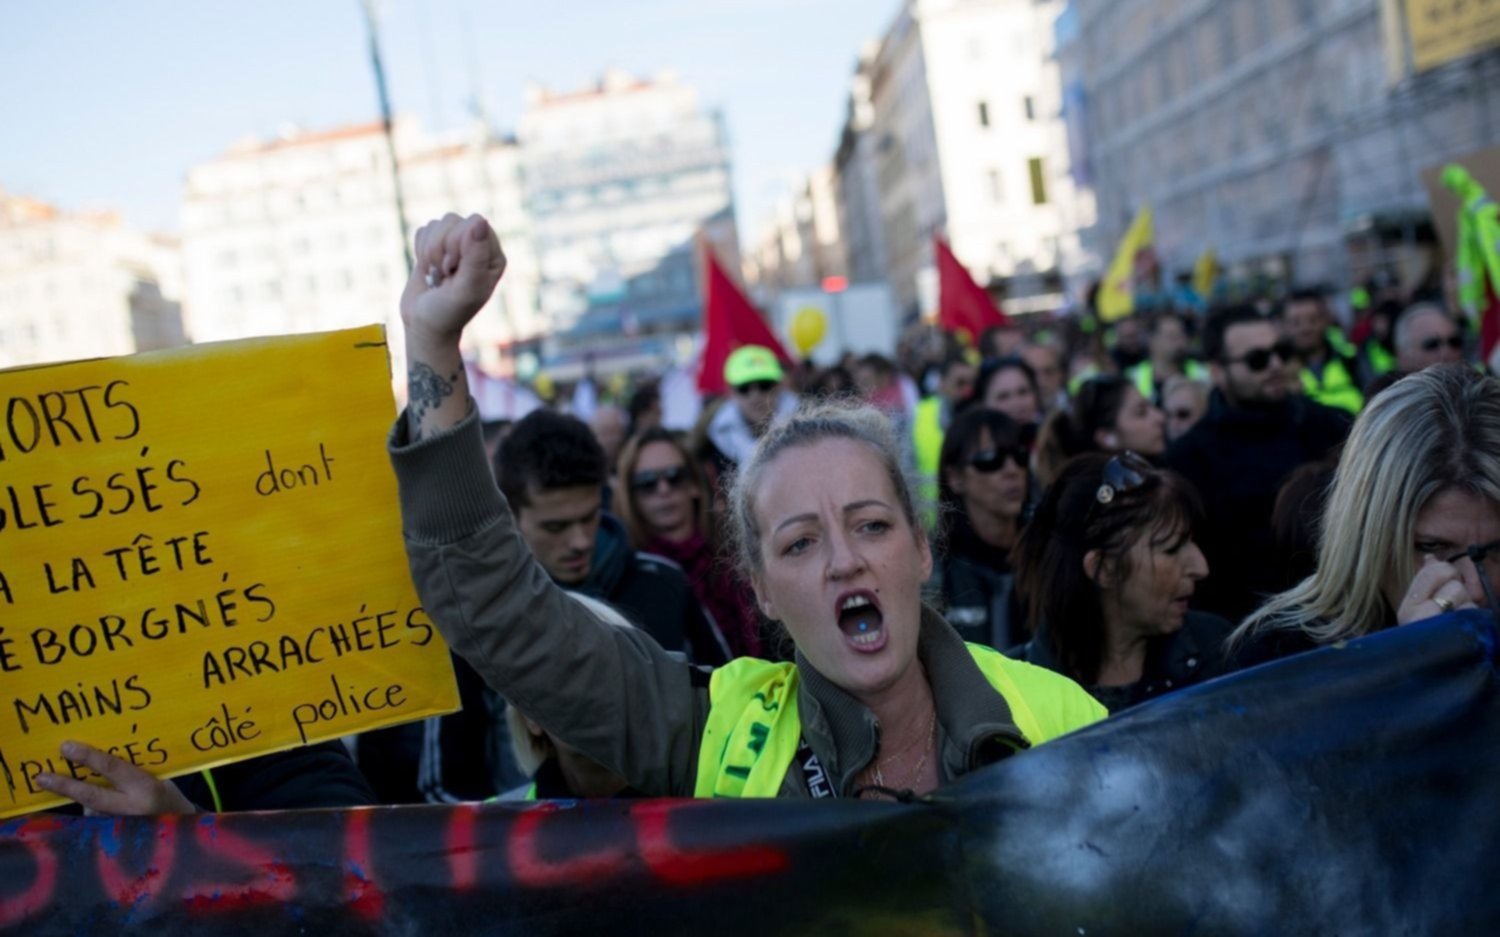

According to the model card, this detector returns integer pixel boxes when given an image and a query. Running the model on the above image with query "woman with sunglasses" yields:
[935,408,1034,650]
[616,428,764,658]
[1231,366,1500,668]
[1033,375,1166,489]
[389,211,1105,802]
[1012,452,1233,712]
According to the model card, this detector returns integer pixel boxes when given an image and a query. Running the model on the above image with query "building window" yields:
[1023,96,1036,121]
[1028,157,1049,205]
[988,169,1003,203]
[978,101,990,128]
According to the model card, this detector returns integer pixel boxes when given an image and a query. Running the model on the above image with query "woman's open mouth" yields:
[835,590,887,653]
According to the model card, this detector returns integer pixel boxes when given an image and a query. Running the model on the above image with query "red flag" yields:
[934,236,1009,345]
[1482,277,1500,365]
[697,246,792,395]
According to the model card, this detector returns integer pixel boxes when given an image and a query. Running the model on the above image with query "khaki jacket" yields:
[390,411,1103,797]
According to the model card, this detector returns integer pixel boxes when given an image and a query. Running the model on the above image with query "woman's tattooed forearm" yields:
[407,361,456,440]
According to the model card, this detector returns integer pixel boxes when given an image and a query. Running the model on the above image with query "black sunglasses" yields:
[1225,339,1296,373]
[630,466,690,494]
[1421,335,1464,353]
[1094,452,1154,506]
[735,380,778,395]
[968,447,1029,473]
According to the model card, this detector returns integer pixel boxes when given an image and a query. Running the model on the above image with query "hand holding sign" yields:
[0,327,459,819]
[35,741,197,815]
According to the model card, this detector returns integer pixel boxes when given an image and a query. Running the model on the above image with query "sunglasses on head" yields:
[734,380,778,395]
[1226,339,1296,373]
[1421,335,1464,353]
[968,447,1029,473]
[630,466,690,494]
[1095,452,1154,506]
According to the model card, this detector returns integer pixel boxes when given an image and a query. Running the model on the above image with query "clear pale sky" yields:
[0,0,897,243]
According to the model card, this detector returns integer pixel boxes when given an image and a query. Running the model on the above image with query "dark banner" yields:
[4,610,1499,935]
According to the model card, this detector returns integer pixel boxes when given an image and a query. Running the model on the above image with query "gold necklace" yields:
[871,707,937,791]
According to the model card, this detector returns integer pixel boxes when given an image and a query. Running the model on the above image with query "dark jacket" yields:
[583,514,730,666]
[937,516,1028,652]
[496,757,650,801]
[1166,390,1350,621]
[1223,605,1401,673]
[1223,624,1323,673]
[178,742,376,811]
[1016,611,1235,713]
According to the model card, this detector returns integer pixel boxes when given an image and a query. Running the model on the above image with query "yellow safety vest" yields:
[1365,342,1395,377]
[1130,360,1208,402]
[1067,364,1101,397]
[1299,355,1363,414]
[912,397,945,523]
[693,644,1106,798]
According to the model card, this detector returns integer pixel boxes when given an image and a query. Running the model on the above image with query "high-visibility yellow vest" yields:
[1299,354,1363,414]
[1130,360,1208,402]
[1068,364,1101,397]
[200,770,223,812]
[693,644,1106,798]
[912,397,945,521]
[1365,342,1395,377]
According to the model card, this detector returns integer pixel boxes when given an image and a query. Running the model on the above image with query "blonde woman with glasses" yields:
[1230,365,1500,668]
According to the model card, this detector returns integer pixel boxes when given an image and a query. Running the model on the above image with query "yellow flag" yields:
[1098,207,1153,323]
[1193,248,1218,301]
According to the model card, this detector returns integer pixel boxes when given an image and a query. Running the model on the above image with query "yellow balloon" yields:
[790,307,828,356]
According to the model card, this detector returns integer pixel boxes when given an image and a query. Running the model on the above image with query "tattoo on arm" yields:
[407,363,456,441]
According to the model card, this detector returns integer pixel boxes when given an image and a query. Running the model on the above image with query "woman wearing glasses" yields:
[1012,452,1233,711]
[935,408,1034,650]
[390,213,1104,801]
[1033,375,1167,489]
[1230,365,1500,667]
[616,428,764,658]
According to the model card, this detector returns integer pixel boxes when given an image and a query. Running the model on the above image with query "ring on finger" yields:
[1433,595,1455,613]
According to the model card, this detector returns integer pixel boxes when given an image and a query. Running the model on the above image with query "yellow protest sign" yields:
[1406,0,1500,73]
[0,326,458,818]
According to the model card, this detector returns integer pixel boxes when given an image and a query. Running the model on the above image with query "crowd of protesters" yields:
[33,211,1500,814]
